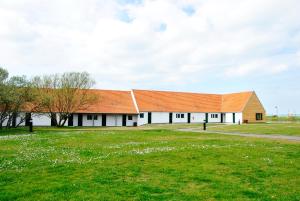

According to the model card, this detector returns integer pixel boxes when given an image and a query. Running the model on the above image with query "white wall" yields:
[82,114,102,126]
[236,113,243,124]
[137,112,148,126]
[172,113,187,123]
[138,112,208,125]
[73,114,78,126]
[207,113,221,123]
[152,112,169,124]
[191,113,206,123]
[106,115,122,126]
[225,113,233,123]
[7,113,137,127]
[126,115,138,126]
[224,113,243,124]
[79,114,138,127]
[32,113,51,126]
[72,114,138,127]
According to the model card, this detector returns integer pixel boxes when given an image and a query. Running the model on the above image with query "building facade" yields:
[13,89,266,127]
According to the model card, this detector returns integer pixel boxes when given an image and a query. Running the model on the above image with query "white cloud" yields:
[0,0,299,89]
[225,59,289,77]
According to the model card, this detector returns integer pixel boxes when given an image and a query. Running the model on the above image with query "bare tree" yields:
[32,72,97,127]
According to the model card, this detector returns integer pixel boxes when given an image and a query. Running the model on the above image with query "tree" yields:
[32,72,97,127]
[0,67,34,129]
[0,67,9,128]
[0,68,8,83]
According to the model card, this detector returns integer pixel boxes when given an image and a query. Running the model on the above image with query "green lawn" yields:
[0,128,299,200]
[0,124,205,136]
[208,123,300,136]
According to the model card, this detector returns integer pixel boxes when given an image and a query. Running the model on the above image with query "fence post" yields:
[29,118,33,132]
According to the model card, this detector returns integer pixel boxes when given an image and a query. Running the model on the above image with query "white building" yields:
[15,89,266,127]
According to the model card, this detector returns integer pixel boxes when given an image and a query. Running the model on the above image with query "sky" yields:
[0,0,299,115]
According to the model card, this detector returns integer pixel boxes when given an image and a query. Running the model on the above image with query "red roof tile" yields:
[133,90,254,113]
[221,91,253,112]
[77,89,137,114]
[133,89,222,112]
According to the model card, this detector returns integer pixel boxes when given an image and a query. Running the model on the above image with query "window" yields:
[139,113,144,118]
[128,115,133,120]
[256,113,263,120]
[87,115,97,120]
[176,114,180,118]
[181,114,184,118]
[211,114,218,118]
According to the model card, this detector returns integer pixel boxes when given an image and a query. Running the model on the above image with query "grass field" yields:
[207,123,300,136]
[0,123,204,136]
[0,125,299,200]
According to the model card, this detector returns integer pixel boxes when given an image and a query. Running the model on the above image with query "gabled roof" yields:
[77,89,138,114]
[21,89,257,114]
[221,91,254,112]
[133,89,255,113]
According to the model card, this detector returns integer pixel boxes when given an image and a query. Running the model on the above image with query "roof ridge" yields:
[130,90,139,113]
[133,89,221,96]
[222,91,254,95]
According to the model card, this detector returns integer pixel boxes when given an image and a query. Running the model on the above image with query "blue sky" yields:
[0,0,299,115]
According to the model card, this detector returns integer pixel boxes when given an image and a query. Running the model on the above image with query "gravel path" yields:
[178,128,300,142]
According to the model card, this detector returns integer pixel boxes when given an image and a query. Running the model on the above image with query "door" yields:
[187,113,191,123]
[169,113,173,124]
[68,114,73,126]
[205,113,208,123]
[122,114,126,126]
[51,113,57,126]
[12,113,16,127]
[102,114,106,126]
[221,113,224,123]
[78,114,83,127]
[148,112,152,124]
[25,113,31,126]
[233,113,235,123]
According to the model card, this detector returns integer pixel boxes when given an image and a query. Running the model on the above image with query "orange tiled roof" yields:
[21,89,254,114]
[133,89,254,113]
[132,90,222,112]
[221,91,253,112]
[76,89,138,114]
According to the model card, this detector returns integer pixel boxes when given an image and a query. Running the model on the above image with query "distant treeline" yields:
[266,115,300,122]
